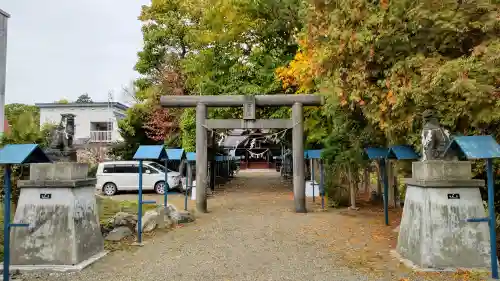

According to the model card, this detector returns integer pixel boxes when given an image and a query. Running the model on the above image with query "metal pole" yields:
[311,158,315,203]
[137,160,143,243]
[164,158,169,208]
[380,159,389,226]
[292,102,306,213]
[185,162,190,211]
[196,103,208,213]
[487,158,498,279]
[320,160,325,210]
[0,12,9,136]
[3,164,11,281]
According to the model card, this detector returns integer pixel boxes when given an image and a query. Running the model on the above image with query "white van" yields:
[95,161,182,196]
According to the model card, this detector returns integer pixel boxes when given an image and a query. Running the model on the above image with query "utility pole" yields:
[0,9,10,136]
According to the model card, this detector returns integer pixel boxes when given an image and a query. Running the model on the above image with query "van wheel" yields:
[154,181,167,195]
[103,183,118,196]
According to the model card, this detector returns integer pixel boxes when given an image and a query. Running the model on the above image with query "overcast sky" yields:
[0,0,150,105]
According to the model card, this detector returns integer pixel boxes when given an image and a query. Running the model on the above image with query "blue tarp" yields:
[166,148,186,160]
[365,147,389,160]
[387,145,419,160]
[445,135,500,160]
[0,144,51,164]
[305,149,323,159]
[186,152,196,162]
[133,145,168,160]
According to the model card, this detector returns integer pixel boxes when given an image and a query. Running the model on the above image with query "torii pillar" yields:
[161,94,324,213]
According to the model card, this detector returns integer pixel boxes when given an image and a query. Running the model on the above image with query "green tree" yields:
[75,93,93,103]
[5,103,40,127]
[55,98,69,104]
[1,111,54,208]
[110,104,160,160]
[116,0,305,155]
[276,0,500,205]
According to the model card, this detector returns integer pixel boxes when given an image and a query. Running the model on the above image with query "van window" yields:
[149,162,174,173]
[113,164,138,173]
[143,165,159,174]
[102,165,114,173]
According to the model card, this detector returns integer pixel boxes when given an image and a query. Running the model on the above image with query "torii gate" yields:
[161,94,324,213]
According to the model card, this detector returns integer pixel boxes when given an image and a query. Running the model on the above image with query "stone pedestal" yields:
[9,163,106,271]
[396,160,493,269]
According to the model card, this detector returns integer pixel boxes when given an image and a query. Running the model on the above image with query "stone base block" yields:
[412,160,472,181]
[397,185,493,269]
[29,162,88,181]
[10,183,105,269]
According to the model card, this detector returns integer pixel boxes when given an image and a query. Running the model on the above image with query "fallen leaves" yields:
[296,202,491,281]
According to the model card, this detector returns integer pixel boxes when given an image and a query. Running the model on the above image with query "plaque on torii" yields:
[243,95,256,120]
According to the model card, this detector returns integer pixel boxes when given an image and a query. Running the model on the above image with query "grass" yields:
[96,195,157,225]
[0,196,160,260]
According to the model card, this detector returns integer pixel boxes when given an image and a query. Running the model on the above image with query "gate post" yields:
[196,103,208,213]
[292,102,306,213]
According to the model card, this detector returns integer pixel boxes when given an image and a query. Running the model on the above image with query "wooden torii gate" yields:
[161,94,324,213]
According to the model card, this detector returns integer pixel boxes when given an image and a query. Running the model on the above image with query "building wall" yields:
[39,106,124,142]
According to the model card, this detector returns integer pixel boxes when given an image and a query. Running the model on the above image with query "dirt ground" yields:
[22,170,492,281]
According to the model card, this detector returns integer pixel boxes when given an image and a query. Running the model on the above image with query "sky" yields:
[0,0,150,105]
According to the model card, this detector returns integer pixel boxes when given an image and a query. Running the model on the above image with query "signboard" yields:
[40,193,52,199]
[447,193,460,199]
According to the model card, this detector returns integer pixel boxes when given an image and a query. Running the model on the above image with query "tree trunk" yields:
[348,164,356,209]
[363,168,369,194]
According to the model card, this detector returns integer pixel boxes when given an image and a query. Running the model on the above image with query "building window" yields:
[90,122,113,131]
[90,122,113,142]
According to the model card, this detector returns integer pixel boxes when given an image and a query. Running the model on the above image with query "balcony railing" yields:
[90,131,112,143]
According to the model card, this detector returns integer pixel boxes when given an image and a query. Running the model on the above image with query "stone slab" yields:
[17,179,96,188]
[29,163,88,181]
[404,178,484,188]
[396,185,493,269]
[412,160,472,181]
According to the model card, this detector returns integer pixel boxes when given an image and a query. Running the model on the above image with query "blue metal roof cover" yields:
[166,148,185,160]
[186,152,196,162]
[445,135,500,159]
[364,147,389,160]
[0,144,51,164]
[387,145,419,160]
[133,145,168,160]
[306,149,323,159]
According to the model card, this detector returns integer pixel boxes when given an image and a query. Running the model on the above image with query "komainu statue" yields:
[421,109,451,161]
[46,113,77,161]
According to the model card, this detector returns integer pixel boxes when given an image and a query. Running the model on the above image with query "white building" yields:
[36,102,129,144]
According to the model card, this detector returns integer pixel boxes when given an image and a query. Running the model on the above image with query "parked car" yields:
[96,161,182,196]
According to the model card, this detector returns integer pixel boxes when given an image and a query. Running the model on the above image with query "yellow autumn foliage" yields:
[275,46,315,93]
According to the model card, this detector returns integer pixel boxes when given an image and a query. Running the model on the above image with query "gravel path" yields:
[19,170,485,281]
